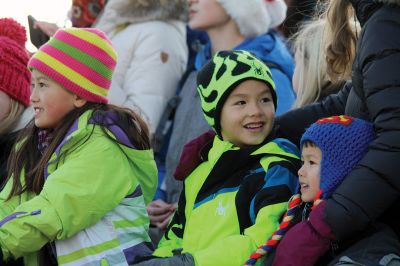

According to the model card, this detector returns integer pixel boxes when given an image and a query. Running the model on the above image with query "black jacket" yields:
[276,0,400,241]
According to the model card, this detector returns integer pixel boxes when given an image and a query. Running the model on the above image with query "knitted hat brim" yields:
[29,58,108,103]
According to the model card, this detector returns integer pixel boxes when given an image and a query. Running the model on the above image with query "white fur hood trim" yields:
[95,0,188,34]
[217,0,287,38]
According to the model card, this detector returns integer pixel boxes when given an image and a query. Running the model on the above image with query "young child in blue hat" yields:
[246,115,400,265]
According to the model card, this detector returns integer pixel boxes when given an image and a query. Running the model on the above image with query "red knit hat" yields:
[0,18,31,107]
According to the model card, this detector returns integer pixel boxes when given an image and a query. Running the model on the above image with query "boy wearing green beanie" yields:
[134,50,300,266]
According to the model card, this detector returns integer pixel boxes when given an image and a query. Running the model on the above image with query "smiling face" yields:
[30,69,86,129]
[187,0,231,31]
[220,79,275,148]
[298,142,322,202]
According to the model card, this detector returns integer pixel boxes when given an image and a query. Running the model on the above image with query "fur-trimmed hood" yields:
[94,0,188,34]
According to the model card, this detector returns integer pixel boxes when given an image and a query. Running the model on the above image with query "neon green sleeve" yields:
[0,134,137,260]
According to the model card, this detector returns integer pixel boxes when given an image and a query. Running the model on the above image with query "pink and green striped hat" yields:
[28,27,117,103]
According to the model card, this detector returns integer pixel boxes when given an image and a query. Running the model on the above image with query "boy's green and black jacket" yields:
[154,136,300,266]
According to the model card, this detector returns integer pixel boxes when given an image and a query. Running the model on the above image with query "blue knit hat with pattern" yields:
[300,115,375,199]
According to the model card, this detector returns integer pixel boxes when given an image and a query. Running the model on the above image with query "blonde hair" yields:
[292,19,330,108]
[291,1,359,108]
[0,98,24,135]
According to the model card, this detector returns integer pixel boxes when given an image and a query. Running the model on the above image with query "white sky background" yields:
[0,0,72,52]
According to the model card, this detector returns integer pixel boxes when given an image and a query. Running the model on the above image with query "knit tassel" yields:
[311,190,323,210]
[244,194,302,265]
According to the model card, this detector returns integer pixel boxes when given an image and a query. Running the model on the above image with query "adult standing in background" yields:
[94,0,188,135]
[272,0,400,264]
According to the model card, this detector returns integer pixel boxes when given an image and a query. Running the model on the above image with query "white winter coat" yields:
[94,0,188,134]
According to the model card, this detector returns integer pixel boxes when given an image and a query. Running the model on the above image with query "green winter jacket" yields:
[154,136,300,266]
[0,110,158,266]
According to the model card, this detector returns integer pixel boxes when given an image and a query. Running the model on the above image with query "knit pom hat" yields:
[197,50,275,137]
[301,115,376,199]
[0,18,31,107]
[217,0,287,38]
[28,27,117,103]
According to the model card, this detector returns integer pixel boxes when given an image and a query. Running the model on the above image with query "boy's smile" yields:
[220,79,275,148]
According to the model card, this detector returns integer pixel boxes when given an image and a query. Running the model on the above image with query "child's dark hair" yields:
[301,139,317,148]
[6,102,150,199]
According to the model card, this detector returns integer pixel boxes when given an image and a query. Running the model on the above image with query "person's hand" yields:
[156,208,176,230]
[34,21,59,37]
[147,200,176,230]
[133,253,194,266]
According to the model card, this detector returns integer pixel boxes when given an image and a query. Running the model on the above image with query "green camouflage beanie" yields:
[196,50,276,136]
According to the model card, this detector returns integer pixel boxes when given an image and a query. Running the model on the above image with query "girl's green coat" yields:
[0,110,158,266]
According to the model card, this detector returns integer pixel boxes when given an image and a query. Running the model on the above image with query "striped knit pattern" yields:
[244,194,302,266]
[28,27,117,103]
[312,190,323,210]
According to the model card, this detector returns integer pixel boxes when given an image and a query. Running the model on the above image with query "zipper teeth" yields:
[331,240,339,254]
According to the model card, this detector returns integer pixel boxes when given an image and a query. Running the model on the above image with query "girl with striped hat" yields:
[0,27,158,266]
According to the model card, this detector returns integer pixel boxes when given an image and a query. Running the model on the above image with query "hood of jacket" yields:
[94,0,188,34]
[195,31,294,81]
[48,109,157,204]
[349,0,399,26]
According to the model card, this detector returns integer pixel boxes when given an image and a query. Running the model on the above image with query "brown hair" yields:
[324,0,358,82]
[6,103,150,199]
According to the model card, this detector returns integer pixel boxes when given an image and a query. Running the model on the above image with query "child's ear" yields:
[73,95,87,108]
